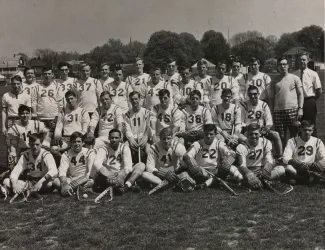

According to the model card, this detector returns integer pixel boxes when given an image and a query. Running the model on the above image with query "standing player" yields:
[97,63,114,97]
[53,90,90,152]
[88,91,124,146]
[177,90,213,146]
[230,59,243,104]
[192,60,212,106]
[236,124,285,189]
[204,61,239,108]
[22,67,38,97]
[56,62,77,108]
[74,63,101,117]
[104,65,133,114]
[144,67,174,109]
[162,59,182,93]
[269,56,304,147]
[151,89,183,143]
[125,58,150,105]
[2,75,31,136]
[3,133,58,194]
[240,85,283,160]
[283,120,325,182]
[182,124,242,188]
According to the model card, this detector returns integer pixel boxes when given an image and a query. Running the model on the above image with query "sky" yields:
[0,0,323,57]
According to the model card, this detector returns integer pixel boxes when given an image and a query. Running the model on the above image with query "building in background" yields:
[29,58,47,78]
[283,47,324,70]
[0,55,25,79]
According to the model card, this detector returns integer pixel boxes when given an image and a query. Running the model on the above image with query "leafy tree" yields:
[297,25,324,49]
[123,41,147,63]
[229,31,263,47]
[274,32,300,57]
[319,31,324,62]
[179,32,203,64]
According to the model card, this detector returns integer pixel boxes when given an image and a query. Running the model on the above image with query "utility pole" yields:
[228,27,230,42]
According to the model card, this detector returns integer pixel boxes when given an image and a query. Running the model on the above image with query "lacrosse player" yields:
[230,59,243,104]
[144,67,174,109]
[97,63,114,96]
[104,65,133,114]
[203,61,239,108]
[53,132,95,196]
[142,127,186,186]
[210,88,242,147]
[182,124,242,189]
[174,64,203,107]
[88,91,124,147]
[236,123,285,189]
[123,91,152,163]
[240,85,283,160]
[176,90,213,146]
[192,59,211,104]
[162,59,182,92]
[92,129,133,193]
[125,58,150,105]
[3,133,58,194]
[74,63,101,117]
[7,105,51,166]
[52,90,90,152]
[22,67,38,97]
[150,89,183,143]
[283,120,325,182]
[2,75,31,136]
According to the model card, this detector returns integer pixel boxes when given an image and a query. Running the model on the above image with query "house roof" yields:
[192,58,216,68]
[0,57,21,69]
[283,47,321,56]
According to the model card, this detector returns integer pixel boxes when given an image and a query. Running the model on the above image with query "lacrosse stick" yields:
[205,169,238,196]
[94,186,113,203]
[260,178,293,195]
[10,181,43,204]
[309,171,325,182]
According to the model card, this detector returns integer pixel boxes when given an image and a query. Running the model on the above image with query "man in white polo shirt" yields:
[295,53,322,136]
[269,56,304,147]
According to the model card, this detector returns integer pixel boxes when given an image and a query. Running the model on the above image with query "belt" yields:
[8,116,19,120]
[304,96,315,100]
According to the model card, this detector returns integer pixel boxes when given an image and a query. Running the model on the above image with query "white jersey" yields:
[174,79,203,104]
[31,81,62,119]
[2,91,31,117]
[146,140,186,173]
[211,103,241,133]
[10,148,58,179]
[236,137,273,170]
[22,81,38,97]
[89,104,123,143]
[94,142,132,173]
[181,105,212,132]
[97,77,114,96]
[151,104,183,136]
[283,136,325,165]
[75,77,100,113]
[104,81,133,114]
[126,73,150,98]
[7,120,47,149]
[55,107,90,137]
[56,77,78,107]
[123,107,152,141]
[240,100,273,127]
[187,138,232,172]
[59,147,91,180]
[238,72,271,101]
[144,80,173,109]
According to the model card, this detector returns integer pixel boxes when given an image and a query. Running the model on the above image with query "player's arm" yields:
[31,86,38,116]
[260,141,275,180]
[172,109,182,135]
[85,149,97,178]
[204,108,213,124]
[81,109,90,135]
[115,145,133,186]
[175,143,187,167]
[149,108,158,141]
[10,154,28,193]
[93,147,108,175]
[202,79,211,106]
[264,104,273,131]
[295,76,304,119]
[58,152,70,194]
[7,126,19,157]
[231,80,240,103]
[282,139,295,165]
[88,110,99,136]
[268,80,275,114]
[53,112,63,142]
[1,107,7,135]
[234,106,242,135]
[145,146,159,173]
[115,107,124,139]
[314,73,322,100]
[122,114,138,148]
[167,83,174,106]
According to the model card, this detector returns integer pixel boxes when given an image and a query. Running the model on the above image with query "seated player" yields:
[53,132,95,196]
[151,89,183,143]
[7,105,51,167]
[283,120,325,183]
[176,90,213,146]
[182,124,242,189]
[240,85,283,160]
[236,124,285,189]
[123,91,152,163]
[142,127,186,186]
[210,88,242,147]
[3,133,58,194]
[175,64,203,108]
[92,129,134,193]
[144,67,174,109]
[88,91,124,147]
[53,90,90,152]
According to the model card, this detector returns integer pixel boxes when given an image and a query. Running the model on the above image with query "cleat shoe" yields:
[131,184,141,193]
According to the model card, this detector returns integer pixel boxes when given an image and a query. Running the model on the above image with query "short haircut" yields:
[150,67,161,73]
[100,62,110,69]
[232,56,240,63]
[112,64,123,72]
[300,53,309,59]
[81,62,90,69]
[221,88,232,96]
[134,57,143,64]
[29,133,43,143]
[129,91,141,99]
[300,120,314,128]
[166,57,176,64]
[109,128,121,137]
[100,91,112,99]
[159,127,173,138]
[190,90,201,99]
[248,57,261,65]
[197,59,208,67]
[277,56,288,64]
[178,65,192,73]
[42,66,52,73]
[24,67,35,75]
[247,85,259,93]
[57,61,70,69]
[70,131,84,143]
[218,61,227,67]
[18,105,31,115]
[65,90,77,99]
[158,89,170,97]
[203,124,216,133]
[247,123,260,133]
[11,75,22,83]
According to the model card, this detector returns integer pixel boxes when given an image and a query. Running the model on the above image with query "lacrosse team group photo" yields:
[0,0,324,249]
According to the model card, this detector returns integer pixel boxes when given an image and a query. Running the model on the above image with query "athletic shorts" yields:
[274,108,298,135]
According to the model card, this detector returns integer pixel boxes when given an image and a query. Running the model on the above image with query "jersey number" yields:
[22,131,32,142]
[202,149,217,159]
[110,89,124,97]
[248,149,262,160]
[101,113,114,122]
[297,146,314,156]
[67,114,78,123]
[158,114,171,123]
[71,155,86,165]
[188,115,202,124]
[148,88,160,97]
[108,154,122,165]
[248,111,262,120]
[40,89,54,98]
[28,162,43,171]
[133,117,141,126]
[79,83,91,91]
[221,113,232,122]
[161,154,172,164]
[214,82,227,91]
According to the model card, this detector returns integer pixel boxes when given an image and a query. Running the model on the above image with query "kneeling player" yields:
[53,132,95,196]
[283,120,325,183]
[236,124,285,189]
[182,124,242,189]
[3,133,58,194]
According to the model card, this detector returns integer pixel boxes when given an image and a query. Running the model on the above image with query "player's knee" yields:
[177,137,185,145]
[3,178,11,188]
[133,162,145,173]
[285,165,297,177]
[270,165,285,180]
[141,171,162,185]
[52,178,61,189]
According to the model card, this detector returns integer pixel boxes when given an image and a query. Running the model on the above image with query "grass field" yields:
[0,72,325,250]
